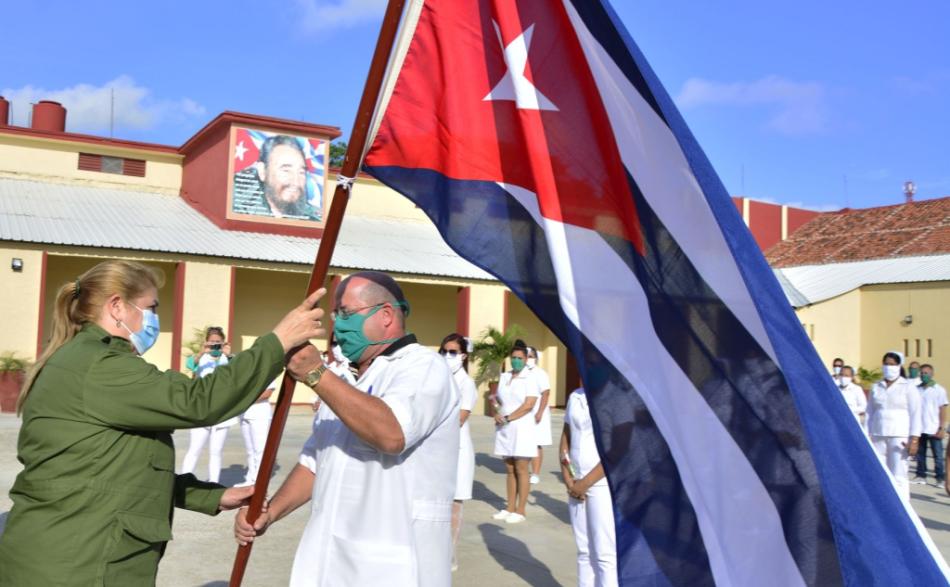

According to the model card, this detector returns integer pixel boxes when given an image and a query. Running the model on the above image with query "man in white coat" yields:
[235,272,459,587]
[836,365,867,430]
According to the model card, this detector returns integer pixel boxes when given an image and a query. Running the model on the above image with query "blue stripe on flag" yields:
[365,164,715,586]
[609,173,842,585]
[584,1,950,583]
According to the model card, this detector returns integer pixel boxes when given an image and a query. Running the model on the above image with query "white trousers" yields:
[181,427,230,483]
[569,484,618,587]
[871,435,910,501]
[240,416,271,483]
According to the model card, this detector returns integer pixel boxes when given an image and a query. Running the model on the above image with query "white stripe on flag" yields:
[562,0,778,365]
[500,181,806,587]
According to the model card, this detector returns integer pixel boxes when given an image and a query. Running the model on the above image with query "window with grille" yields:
[77,153,146,177]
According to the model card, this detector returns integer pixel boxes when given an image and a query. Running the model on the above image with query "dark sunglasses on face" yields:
[440,350,462,357]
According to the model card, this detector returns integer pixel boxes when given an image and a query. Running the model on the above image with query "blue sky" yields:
[2,1,948,210]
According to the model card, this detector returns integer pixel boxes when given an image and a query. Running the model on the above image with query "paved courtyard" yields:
[1,408,949,585]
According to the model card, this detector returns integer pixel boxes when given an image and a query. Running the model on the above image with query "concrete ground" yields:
[0,408,949,585]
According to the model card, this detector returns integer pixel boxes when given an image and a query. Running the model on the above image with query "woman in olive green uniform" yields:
[0,260,325,586]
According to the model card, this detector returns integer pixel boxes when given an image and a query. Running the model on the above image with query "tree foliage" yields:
[330,140,348,168]
[470,324,524,385]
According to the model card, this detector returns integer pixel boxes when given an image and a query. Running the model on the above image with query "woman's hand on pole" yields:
[219,485,255,511]
[272,288,327,353]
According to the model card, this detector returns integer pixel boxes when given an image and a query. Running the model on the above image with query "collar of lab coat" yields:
[377,333,418,358]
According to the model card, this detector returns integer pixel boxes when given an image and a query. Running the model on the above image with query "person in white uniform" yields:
[492,341,540,524]
[830,357,844,379]
[866,351,922,501]
[234,272,459,587]
[914,364,948,484]
[526,346,553,486]
[236,375,275,487]
[836,365,867,430]
[561,387,618,587]
[181,326,236,483]
[907,361,922,387]
[439,332,477,572]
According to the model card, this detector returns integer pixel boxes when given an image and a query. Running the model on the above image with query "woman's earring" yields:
[115,320,122,328]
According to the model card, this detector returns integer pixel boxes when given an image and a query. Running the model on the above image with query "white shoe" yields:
[505,513,526,524]
[529,474,540,485]
[492,509,512,520]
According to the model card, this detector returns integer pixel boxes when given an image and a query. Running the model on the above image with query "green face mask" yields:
[921,374,933,385]
[909,367,920,378]
[333,303,406,363]
[511,357,525,371]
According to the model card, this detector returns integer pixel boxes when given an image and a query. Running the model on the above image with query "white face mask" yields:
[838,376,852,388]
[445,354,463,372]
[882,365,901,381]
[833,366,842,375]
[526,358,537,368]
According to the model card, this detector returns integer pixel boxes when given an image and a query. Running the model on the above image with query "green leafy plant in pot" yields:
[470,325,523,416]
[0,352,31,413]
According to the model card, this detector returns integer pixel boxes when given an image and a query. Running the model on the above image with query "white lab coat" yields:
[837,381,867,428]
[566,388,617,587]
[528,364,554,446]
[290,341,459,587]
[919,383,948,435]
[867,377,922,500]
[494,369,541,458]
[453,366,477,501]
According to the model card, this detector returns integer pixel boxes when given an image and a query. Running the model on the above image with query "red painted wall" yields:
[747,200,783,250]
[787,207,821,235]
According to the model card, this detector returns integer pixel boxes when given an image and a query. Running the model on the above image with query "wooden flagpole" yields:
[228,1,407,583]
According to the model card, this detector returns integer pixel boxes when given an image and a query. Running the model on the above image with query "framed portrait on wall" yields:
[226,126,329,228]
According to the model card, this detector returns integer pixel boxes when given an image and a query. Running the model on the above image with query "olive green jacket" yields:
[0,324,284,586]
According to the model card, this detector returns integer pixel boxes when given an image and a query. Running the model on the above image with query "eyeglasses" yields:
[331,303,385,321]
[440,350,462,357]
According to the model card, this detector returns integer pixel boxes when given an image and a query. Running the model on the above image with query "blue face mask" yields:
[333,302,407,363]
[122,304,160,355]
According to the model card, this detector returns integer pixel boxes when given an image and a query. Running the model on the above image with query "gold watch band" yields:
[305,364,329,389]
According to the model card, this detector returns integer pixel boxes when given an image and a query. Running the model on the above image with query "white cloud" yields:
[675,75,827,135]
[1,76,206,133]
[295,0,386,32]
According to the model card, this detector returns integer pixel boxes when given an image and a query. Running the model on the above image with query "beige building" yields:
[0,104,572,411]
[769,197,950,381]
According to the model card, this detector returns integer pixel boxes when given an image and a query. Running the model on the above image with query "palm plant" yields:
[470,325,524,386]
[856,366,881,390]
[0,352,29,372]
[182,326,211,373]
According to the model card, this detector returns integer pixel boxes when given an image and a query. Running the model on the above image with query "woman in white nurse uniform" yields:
[526,346,553,485]
[561,387,618,587]
[439,333,477,571]
[181,326,236,483]
[236,375,275,486]
[867,351,922,501]
[492,341,540,524]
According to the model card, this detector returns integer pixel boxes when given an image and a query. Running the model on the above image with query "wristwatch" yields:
[304,364,329,389]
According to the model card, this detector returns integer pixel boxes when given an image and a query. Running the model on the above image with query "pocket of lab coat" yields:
[327,534,414,586]
[96,511,172,586]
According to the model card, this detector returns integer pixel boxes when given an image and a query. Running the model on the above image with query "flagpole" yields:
[228,1,407,584]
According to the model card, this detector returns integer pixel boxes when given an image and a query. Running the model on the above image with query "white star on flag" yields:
[235,140,248,161]
[483,22,558,111]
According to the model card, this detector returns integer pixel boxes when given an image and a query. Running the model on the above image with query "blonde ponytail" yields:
[17,260,165,414]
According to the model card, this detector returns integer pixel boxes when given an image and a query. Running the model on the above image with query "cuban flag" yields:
[363,1,949,585]
[303,138,327,211]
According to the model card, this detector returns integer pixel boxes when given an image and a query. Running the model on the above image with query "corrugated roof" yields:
[0,178,493,281]
[774,254,950,307]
